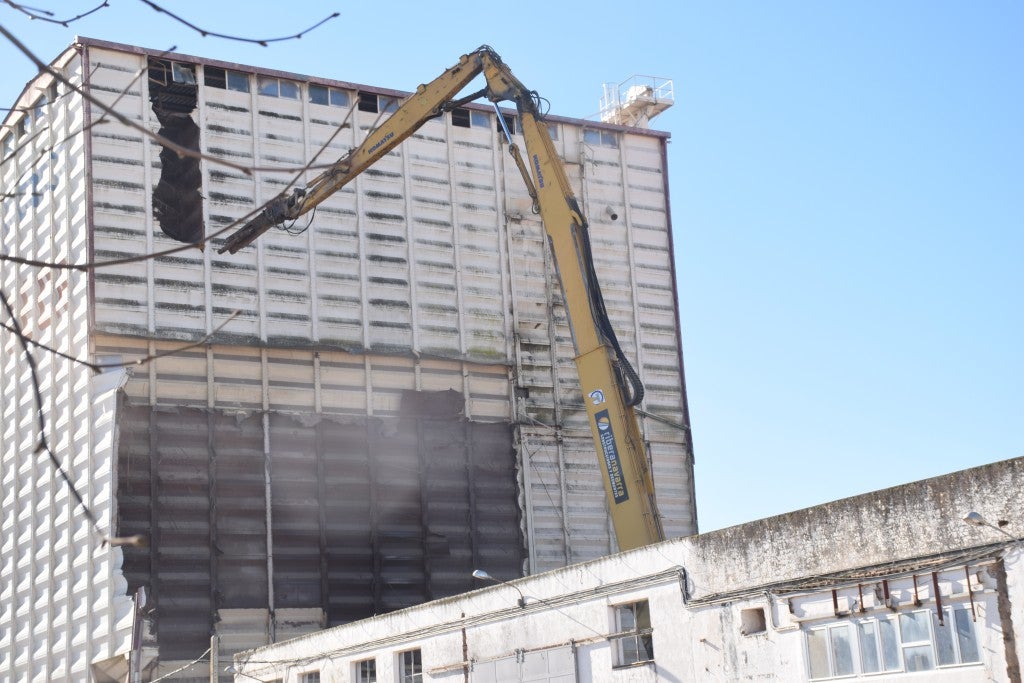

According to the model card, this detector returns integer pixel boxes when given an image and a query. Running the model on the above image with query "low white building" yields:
[234,456,1024,682]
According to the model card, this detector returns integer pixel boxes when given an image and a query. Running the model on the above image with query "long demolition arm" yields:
[219,46,664,550]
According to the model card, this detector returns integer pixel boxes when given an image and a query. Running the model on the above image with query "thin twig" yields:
[0,22,256,175]
[0,309,241,372]
[0,286,102,534]
[2,0,109,26]
[137,1,339,46]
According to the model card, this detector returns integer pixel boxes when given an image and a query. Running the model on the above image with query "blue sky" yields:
[1,2,1020,533]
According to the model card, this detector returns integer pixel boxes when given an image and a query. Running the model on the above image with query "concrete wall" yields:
[78,39,695,578]
[234,456,1024,683]
[0,48,136,682]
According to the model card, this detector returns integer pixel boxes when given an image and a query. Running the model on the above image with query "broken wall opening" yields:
[116,392,524,661]
[148,58,203,243]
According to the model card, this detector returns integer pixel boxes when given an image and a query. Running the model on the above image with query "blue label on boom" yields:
[368,131,395,154]
[593,409,629,503]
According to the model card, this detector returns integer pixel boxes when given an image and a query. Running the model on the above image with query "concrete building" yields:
[233,456,1024,683]
[0,38,693,680]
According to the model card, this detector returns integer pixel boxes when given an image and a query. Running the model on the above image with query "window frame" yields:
[309,84,351,108]
[398,649,422,683]
[610,600,654,668]
[204,67,250,93]
[583,128,618,148]
[258,76,299,100]
[805,607,982,680]
[353,657,376,683]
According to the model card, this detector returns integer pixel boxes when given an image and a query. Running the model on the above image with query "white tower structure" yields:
[600,76,674,128]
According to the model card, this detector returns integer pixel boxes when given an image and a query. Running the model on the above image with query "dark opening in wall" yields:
[357,91,379,113]
[740,607,767,635]
[148,58,204,244]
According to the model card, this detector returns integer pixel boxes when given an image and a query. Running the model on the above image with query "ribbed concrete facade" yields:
[0,38,694,679]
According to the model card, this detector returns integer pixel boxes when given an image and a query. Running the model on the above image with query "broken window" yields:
[357,91,378,113]
[611,600,654,667]
[497,112,518,135]
[148,57,203,244]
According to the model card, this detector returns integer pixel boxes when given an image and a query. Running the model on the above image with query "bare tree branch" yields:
[3,0,109,27]
[137,1,339,46]
[1,309,241,372]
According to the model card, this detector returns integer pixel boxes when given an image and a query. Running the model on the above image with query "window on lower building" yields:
[299,671,320,683]
[611,600,654,667]
[806,607,981,680]
[399,649,422,683]
[354,658,376,683]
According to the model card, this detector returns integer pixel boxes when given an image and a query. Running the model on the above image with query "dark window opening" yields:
[358,92,379,113]
[741,607,767,635]
[451,108,470,128]
[206,67,250,93]
[204,67,226,89]
[148,57,203,244]
[498,112,517,136]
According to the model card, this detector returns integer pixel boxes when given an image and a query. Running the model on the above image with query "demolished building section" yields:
[1,37,694,678]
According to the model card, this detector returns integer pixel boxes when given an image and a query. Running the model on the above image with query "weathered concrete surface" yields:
[234,456,1024,682]
[687,457,1024,598]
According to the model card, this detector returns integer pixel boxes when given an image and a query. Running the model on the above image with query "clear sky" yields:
[1,2,1020,533]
